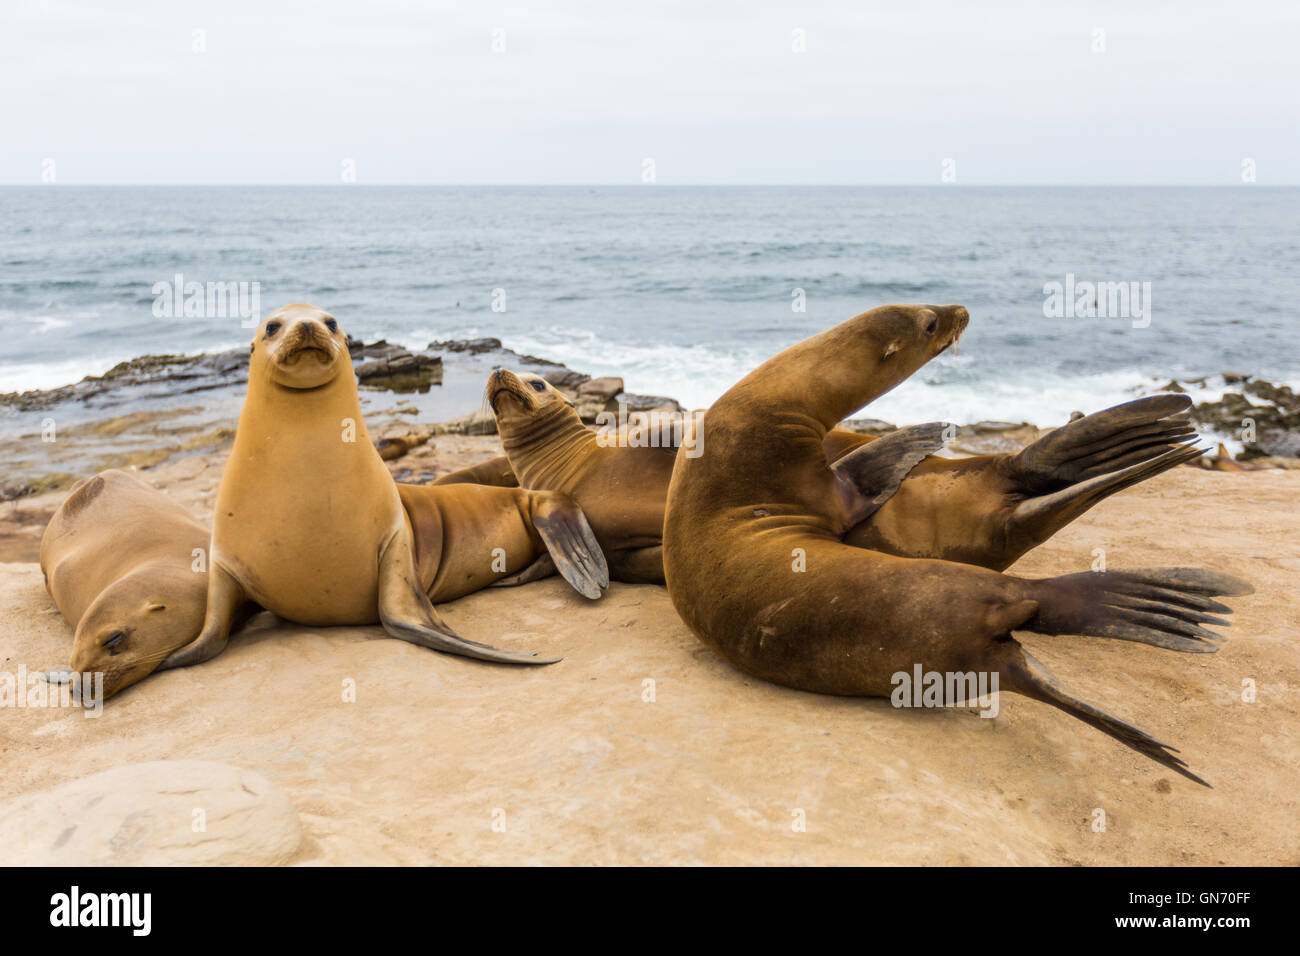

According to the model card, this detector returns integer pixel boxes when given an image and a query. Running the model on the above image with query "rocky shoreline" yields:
[3,340,1299,503]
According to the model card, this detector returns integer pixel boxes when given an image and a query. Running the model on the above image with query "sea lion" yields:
[38,470,232,698]
[487,370,675,583]
[160,303,595,672]
[662,304,1252,786]
[480,370,1202,578]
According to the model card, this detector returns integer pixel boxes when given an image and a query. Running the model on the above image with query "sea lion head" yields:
[867,303,969,367]
[252,303,349,390]
[69,565,206,699]
[486,369,575,427]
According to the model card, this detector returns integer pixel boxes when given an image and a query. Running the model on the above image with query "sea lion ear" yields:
[882,341,901,360]
[146,602,166,613]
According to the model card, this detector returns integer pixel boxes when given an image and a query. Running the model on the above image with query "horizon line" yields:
[1,182,1295,188]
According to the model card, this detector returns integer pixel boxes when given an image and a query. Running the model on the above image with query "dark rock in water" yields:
[1191,379,1300,460]
[354,350,443,393]
[621,394,683,414]
[577,376,624,401]
[1222,371,1250,385]
[1159,380,1186,394]
[429,338,503,354]
[544,369,591,389]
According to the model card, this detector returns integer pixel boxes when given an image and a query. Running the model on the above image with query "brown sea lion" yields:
[486,370,675,583]
[662,304,1252,786]
[160,304,602,672]
[478,370,1202,578]
[38,470,237,698]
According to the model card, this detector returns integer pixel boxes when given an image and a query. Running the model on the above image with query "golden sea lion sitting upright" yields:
[161,304,601,672]
[39,469,239,698]
[662,304,1252,786]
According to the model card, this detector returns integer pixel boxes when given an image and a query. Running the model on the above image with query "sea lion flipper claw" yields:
[999,644,1211,787]
[529,493,610,600]
[377,530,560,665]
[831,422,951,518]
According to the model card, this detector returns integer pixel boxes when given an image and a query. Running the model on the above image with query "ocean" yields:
[2,185,1298,426]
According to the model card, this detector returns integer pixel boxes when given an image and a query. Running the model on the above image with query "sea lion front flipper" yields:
[528,493,610,600]
[995,641,1211,787]
[1023,567,1254,654]
[157,565,246,670]
[376,527,561,664]
[830,422,952,520]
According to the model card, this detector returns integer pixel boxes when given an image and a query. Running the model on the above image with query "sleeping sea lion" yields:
[160,303,599,672]
[661,304,1252,786]
[38,469,246,698]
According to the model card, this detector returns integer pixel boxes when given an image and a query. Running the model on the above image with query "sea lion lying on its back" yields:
[662,304,1252,786]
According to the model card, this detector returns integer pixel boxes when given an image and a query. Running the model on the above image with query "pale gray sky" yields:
[2,0,1296,184]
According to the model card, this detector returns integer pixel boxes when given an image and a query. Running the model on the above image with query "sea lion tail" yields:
[996,641,1212,787]
[1023,567,1254,654]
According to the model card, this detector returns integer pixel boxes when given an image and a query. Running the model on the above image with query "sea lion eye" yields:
[103,631,126,651]
[529,380,547,392]
[924,317,938,335]
[325,318,338,333]
[265,321,282,336]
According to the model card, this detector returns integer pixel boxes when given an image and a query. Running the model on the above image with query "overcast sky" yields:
[2,0,1296,184]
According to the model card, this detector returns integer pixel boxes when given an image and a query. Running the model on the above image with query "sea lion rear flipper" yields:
[1010,443,1205,543]
[830,422,951,519]
[157,565,245,670]
[997,641,1211,787]
[491,554,558,587]
[377,528,561,664]
[1023,567,1254,654]
[528,493,610,600]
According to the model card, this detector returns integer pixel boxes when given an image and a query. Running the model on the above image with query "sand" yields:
[0,449,1296,866]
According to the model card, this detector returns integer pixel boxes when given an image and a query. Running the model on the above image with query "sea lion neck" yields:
[243,359,361,422]
[499,401,596,488]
